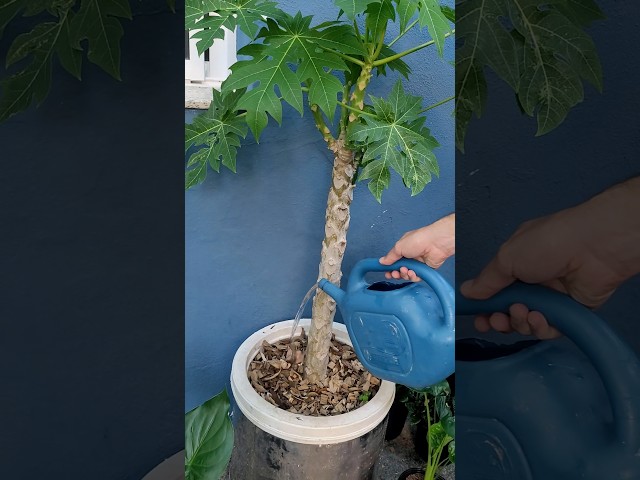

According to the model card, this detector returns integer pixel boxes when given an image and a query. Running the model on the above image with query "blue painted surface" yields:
[185,1,455,411]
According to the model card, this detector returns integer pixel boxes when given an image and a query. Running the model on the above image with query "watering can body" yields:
[456,284,640,479]
[318,258,455,390]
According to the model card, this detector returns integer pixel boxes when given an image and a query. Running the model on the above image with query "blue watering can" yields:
[456,283,640,479]
[318,258,455,390]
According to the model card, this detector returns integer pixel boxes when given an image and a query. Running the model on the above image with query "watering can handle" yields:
[347,258,455,329]
[457,282,640,451]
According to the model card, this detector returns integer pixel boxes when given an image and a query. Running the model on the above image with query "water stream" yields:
[289,282,319,343]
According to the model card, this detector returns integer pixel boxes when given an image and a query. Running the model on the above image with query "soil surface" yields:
[248,328,381,416]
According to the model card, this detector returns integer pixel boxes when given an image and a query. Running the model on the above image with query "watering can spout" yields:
[318,279,346,306]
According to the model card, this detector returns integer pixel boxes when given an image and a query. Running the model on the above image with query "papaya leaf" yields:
[185,0,285,46]
[417,0,451,56]
[222,12,359,140]
[347,80,439,202]
[456,0,604,149]
[333,0,381,20]
[365,0,395,43]
[185,390,234,480]
[440,4,454,22]
[185,89,248,188]
[0,0,26,38]
[71,0,131,80]
[394,0,418,31]
[0,7,74,122]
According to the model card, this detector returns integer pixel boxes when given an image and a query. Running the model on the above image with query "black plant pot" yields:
[398,467,425,480]
[385,395,409,440]
[397,467,445,480]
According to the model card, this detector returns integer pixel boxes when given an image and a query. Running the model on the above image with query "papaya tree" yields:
[185,0,455,384]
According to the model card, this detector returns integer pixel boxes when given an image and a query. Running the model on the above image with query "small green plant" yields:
[185,389,234,480]
[400,379,454,480]
[358,390,371,403]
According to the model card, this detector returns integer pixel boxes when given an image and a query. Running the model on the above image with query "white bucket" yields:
[230,319,396,444]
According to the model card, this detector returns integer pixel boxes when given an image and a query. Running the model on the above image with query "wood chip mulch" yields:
[248,328,381,416]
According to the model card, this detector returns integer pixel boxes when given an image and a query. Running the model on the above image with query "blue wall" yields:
[185,1,455,411]
[456,0,640,344]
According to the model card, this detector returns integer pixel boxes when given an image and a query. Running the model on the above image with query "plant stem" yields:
[304,134,356,383]
[388,18,419,47]
[373,29,455,66]
[419,95,454,114]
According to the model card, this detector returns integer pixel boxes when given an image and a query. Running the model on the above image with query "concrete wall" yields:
[185,0,455,411]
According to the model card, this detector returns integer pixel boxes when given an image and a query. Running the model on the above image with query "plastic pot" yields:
[229,319,396,479]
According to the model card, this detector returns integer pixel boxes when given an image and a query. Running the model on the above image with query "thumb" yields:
[460,256,515,299]
[379,245,402,265]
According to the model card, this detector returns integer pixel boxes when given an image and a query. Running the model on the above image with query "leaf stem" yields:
[311,104,335,143]
[319,47,365,66]
[419,95,454,114]
[388,18,419,47]
[339,102,377,119]
[373,29,455,67]
[353,20,364,44]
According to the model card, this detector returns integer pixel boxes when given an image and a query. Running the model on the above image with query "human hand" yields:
[460,178,640,339]
[379,214,455,281]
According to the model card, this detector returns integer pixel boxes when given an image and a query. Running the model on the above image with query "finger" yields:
[407,270,422,282]
[379,245,402,265]
[474,315,491,333]
[528,311,562,340]
[391,270,401,279]
[460,255,515,300]
[385,272,392,279]
[489,312,513,333]
[399,266,410,281]
[509,303,532,336]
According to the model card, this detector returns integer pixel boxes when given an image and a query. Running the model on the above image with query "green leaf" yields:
[0,14,68,122]
[71,0,131,80]
[348,80,439,202]
[428,421,448,447]
[223,12,356,139]
[186,0,285,45]
[448,439,455,463]
[365,0,395,43]
[441,414,455,438]
[417,0,451,57]
[185,89,248,188]
[333,0,381,20]
[455,0,604,148]
[440,4,455,23]
[395,0,419,31]
[56,12,83,79]
[0,0,25,38]
[185,390,234,480]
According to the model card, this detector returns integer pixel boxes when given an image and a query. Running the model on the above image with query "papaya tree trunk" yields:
[304,134,356,384]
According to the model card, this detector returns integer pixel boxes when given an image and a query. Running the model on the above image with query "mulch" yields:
[248,328,381,416]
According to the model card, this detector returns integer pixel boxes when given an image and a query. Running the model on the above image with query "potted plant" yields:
[185,390,234,480]
[398,377,455,480]
[185,0,454,476]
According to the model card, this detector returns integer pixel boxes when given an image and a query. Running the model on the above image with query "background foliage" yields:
[456,0,605,151]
